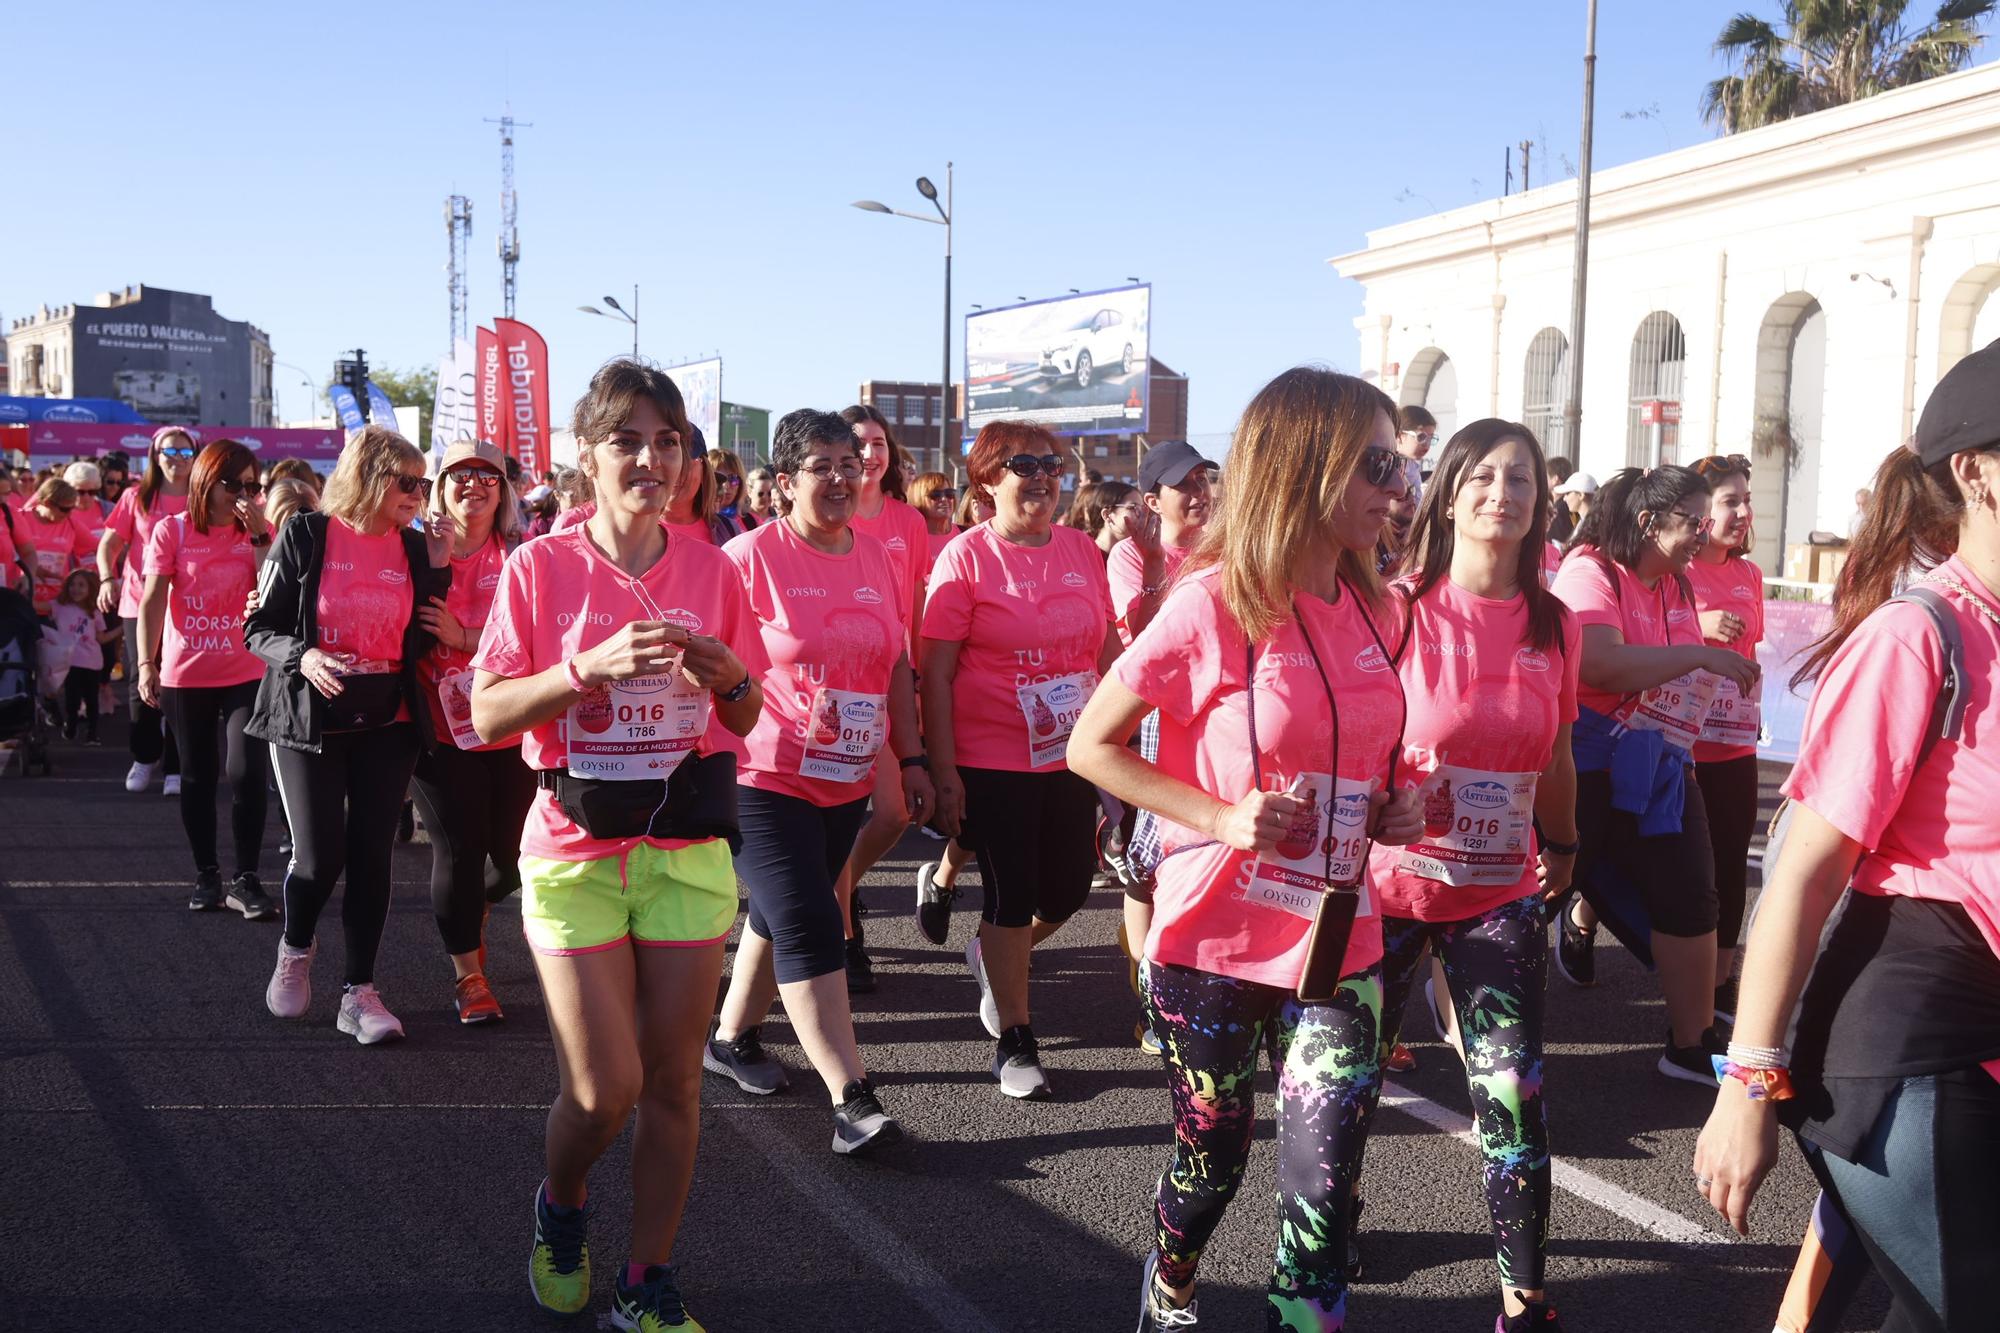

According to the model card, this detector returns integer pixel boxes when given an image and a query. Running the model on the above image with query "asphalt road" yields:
[1,723,1886,1332]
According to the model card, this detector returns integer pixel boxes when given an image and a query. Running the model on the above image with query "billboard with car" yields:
[965,285,1149,437]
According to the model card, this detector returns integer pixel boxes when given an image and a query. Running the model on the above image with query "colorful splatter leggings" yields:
[1145,960,1382,1333]
[1367,891,1551,1291]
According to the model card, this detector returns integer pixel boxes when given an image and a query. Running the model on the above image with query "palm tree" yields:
[1701,0,1994,133]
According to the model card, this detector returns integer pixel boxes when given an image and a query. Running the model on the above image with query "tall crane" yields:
[484,112,532,318]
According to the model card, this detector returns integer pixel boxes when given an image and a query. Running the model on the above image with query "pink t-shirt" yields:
[472,526,766,862]
[69,503,107,559]
[927,528,954,562]
[315,519,413,667]
[1685,555,1766,763]
[1107,538,1195,647]
[922,522,1114,773]
[419,536,515,752]
[1371,579,1581,923]
[664,518,714,546]
[0,508,17,574]
[106,490,189,619]
[52,603,106,671]
[142,514,262,689]
[723,519,908,807]
[852,496,933,658]
[551,504,591,534]
[1551,546,1703,718]
[16,507,93,614]
[1110,569,1406,987]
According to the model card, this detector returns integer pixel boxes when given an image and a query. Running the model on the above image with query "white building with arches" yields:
[1331,60,2000,574]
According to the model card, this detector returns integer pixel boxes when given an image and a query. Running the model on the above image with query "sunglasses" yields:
[55,502,77,513]
[393,474,434,498]
[76,487,102,498]
[932,489,958,501]
[217,477,266,497]
[1359,447,1404,489]
[1004,454,1066,479]
[1659,511,1715,535]
[1693,453,1752,477]
[158,447,197,461]
[447,469,503,488]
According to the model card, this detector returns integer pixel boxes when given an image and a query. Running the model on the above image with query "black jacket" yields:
[244,511,452,754]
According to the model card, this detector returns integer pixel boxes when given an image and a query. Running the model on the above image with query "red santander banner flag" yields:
[476,326,504,454]
[494,318,550,475]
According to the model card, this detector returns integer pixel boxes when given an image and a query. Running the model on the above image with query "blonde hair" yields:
[907,471,957,535]
[321,425,423,529]
[439,456,522,546]
[1186,366,1396,643]
[33,477,79,513]
[265,478,318,533]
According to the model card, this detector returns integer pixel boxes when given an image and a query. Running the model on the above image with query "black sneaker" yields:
[1499,1293,1565,1331]
[1659,1026,1725,1086]
[915,860,955,946]
[226,873,279,921]
[1554,900,1597,988]
[993,1024,1051,1100]
[1344,1196,1365,1281]
[1713,976,1739,1025]
[845,938,876,995]
[396,800,415,843]
[831,1077,903,1157]
[1135,1250,1199,1330]
[188,869,224,912]
[702,1023,790,1096]
[612,1262,700,1330]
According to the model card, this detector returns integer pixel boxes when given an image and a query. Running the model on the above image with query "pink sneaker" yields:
[265,939,314,1018]
[337,984,405,1045]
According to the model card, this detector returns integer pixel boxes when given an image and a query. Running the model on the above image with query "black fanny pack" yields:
[538,750,741,852]
[324,672,403,732]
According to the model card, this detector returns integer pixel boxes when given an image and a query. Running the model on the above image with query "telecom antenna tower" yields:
[445,194,473,348]
[485,112,532,318]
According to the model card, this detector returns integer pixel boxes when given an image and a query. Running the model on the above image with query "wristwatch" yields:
[899,754,931,771]
[718,672,753,704]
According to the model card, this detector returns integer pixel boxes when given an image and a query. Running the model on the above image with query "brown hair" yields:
[1690,453,1755,560]
[571,358,693,448]
[1398,403,1437,433]
[138,428,196,514]
[1072,480,1137,541]
[189,439,261,535]
[1186,367,1396,643]
[965,420,1063,492]
[907,471,957,535]
[953,484,991,528]
[321,425,424,529]
[265,457,321,493]
[840,404,910,502]
[61,567,100,608]
[32,477,79,513]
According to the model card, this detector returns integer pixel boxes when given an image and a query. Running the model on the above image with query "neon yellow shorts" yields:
[519,840,737,955]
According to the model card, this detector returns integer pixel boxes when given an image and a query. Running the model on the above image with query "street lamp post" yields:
[853,162,953,473]
[273,360,321,424]
[579,285,639,359]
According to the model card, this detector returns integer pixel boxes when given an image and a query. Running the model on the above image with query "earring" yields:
[1976,482,1991,509]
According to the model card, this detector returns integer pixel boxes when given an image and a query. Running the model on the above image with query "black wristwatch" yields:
[899,754,931,771]
[718,672,753,704]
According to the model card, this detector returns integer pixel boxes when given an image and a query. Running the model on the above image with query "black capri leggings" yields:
[1573,766,1717,938]
[121,616,179,773]
[272,723,420,986]
[1693,754,1759,950]
[956,765,1097,929]
[161,681,268,879]
[409,741,536,958]
[735,788,869,984]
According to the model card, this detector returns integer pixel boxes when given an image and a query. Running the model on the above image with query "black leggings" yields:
[62,665,102,739]
[1573,766,1717,938]
[956,765,1097,928]
[121,616,179,772]
[1694,754,1759,950]
[273,723,420,986]
[408,741,536,958]
[736,787,870,984]
[161,681,268,879]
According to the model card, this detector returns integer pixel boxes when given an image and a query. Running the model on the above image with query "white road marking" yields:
[1380,1079,1732,1247]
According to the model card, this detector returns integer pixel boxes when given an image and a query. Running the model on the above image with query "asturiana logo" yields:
[1354,644,1390,673]
[660,608,704,632]
[1048,680,1083,708]
[1062,571,1087,587]
[853,586,883,605]
[1457,779,1510,809]
[1516,648,1551,672]
[1331,791,1370,825]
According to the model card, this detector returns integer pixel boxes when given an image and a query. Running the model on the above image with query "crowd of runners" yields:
[2,344,1995,1333]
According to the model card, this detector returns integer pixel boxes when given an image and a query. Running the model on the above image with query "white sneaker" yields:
[125,760,159,793]
[266,938,315,1018]
[337,984,406,1045]
[966,934,1001,1039]
[162,774,182,797]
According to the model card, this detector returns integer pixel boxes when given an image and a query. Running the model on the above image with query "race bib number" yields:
[1618,670,1719,752]
[1248,773,1375,903]
[1398,763,1539,887]
[799,686,887,783]
[435,667,483,751]
[565,657,711,781]
[1016,671,1095,769]
[1698,674,1761,747]
[32,549,64,602]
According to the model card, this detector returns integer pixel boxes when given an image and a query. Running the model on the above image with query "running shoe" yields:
[1344,1196,1365,1281]
[966,934,1001,1039]
[528,1181,591,1317]
[612,1263,703,1331]
[702,1023,790,1096]
[162,774,181,797]
[1136,1021,1164,1057]
[1713,976,1739,1026]
[1658,1027,1725,1085]
[831,1077,903,1157]
[455,973,504,1024]
[396,800,415,843]
[993,1024,1050,1100]
[1383,1042,1417,1073]
[336,984,405,1045]
[1135,1250,1199,1330]
[844,938,876,995]
[1554,901,1597,988]
[189,869,225,912]
[915,860,955,945]
[1498,1294,1564,1332]
[226,872,279,921]
[266,938,315,1018]
[124,760,158,793]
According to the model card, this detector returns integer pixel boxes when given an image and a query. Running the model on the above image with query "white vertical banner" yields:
[430,338,477,453]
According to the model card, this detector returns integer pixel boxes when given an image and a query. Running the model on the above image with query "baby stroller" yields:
[0,587,53,776]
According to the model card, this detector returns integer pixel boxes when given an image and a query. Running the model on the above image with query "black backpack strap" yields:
[1888,585,1967,762]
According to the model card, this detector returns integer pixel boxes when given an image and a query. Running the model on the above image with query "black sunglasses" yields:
[1358,447,1404,489]
[933,489,959,501]
[393,474,434,497]
[1004,454,1066,479]
[217,477,266,497]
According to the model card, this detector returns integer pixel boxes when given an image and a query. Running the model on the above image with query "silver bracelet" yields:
[1725,1041,1787,1068]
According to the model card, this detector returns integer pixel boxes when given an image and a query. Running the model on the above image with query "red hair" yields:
[965,420,1064,490]
[189,440,260,534]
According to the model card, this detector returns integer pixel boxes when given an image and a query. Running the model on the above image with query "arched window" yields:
[1941,263,2000,378]
[1522,328,1570,457]
[1626,312,1686,468]
[1402,346,1457,443]
[1752,294,1827,570]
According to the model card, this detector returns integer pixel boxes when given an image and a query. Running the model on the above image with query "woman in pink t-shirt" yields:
[1684,453,1766,1023]
[1550,466,1760,1084]
[658,423,737,547]
[469,362,764,1327]
[923,419,1118,1100]
[405,438,528,1027]
[706,409,932,1155]
[98,427,194,793]
[1696,343,2000,1330]
[137,439,275,919]
[1070,367,1424,1330]
[1356,420,1581,1331]
[17,477,95,617]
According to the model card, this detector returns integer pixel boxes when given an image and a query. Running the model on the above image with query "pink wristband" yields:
[563,658,590,694]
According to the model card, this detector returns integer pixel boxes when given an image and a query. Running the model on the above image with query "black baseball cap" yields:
[1137,440,1211,493]
[689,424,708,460]
[1916,338,2000,468]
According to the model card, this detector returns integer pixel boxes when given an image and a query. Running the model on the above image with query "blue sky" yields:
[11,1,1975,437]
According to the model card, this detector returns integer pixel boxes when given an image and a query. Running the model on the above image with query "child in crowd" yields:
[52,569,119,743]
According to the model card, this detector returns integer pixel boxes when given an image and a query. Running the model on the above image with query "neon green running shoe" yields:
[612,1264,704,1331]
[528,1180,591,1316]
